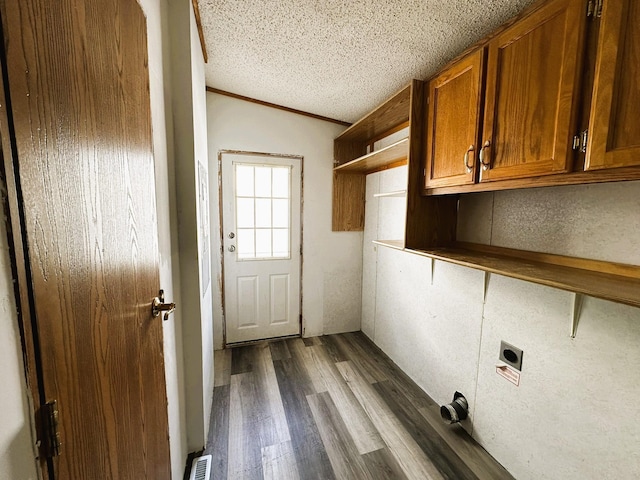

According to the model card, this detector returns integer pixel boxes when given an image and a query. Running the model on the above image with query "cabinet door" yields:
[479,0,586,182]
[425,49,484,188]
[586,0,640,170]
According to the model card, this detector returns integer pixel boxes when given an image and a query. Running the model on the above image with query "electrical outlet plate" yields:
[499,341,523,371]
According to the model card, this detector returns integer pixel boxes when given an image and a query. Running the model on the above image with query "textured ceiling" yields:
[199,0,536,124]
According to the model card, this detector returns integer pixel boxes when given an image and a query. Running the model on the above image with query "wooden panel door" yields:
[479,0,586,182]
[586,0,640,170]
[0,0,171,478]
[425,49,484,188]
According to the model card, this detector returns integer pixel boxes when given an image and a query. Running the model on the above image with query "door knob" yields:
[152,289,175,321]
[228,245,236,252]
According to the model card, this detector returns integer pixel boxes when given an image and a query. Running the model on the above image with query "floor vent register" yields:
[189,454,212,480]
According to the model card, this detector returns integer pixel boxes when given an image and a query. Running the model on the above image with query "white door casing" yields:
[221,153,302,343]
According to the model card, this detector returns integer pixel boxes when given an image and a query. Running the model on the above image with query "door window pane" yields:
[255,229,272,258]
[272,167,289,198]
[236,165,254,197]
[234,163,292,260]
[237,229,255,259]
[272,199,289,228]
[255,198,272,228]
[272,229,289,258]
[255,167,272,197]
[236,198,255,228]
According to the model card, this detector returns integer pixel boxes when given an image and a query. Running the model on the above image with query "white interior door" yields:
[221,153,302,343]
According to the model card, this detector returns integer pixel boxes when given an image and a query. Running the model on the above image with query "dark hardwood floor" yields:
[204,332,513,480]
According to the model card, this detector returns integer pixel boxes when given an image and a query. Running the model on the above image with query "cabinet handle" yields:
[463,145,475,173]
[479,140,491,171]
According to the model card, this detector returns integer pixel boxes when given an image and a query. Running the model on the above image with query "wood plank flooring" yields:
[204,332,513,480]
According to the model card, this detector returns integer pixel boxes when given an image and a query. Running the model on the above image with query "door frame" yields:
[0,39,50,480]
[217,149,304,347]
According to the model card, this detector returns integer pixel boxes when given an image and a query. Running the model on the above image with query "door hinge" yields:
[572,129,588,153]
[42,400,62,457]
[587,0,603,17]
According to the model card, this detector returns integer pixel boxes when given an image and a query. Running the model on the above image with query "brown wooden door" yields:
[0,0,171,478]
[424,49,484,188]
[479,0,586,182]
[586,0,640,170]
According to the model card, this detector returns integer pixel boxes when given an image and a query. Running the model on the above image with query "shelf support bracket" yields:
[430,258,435,285]
[570,293,583,338]
[483,271,491,303]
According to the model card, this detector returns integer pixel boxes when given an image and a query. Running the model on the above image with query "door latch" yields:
[152,289,176,321]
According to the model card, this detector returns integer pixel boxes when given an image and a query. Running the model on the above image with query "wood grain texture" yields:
[209,385,230,478]
[335,84,411,143]
[407,245,640,308]
[215,348,232,386]
[0,34,49,479]
[228,373,264,479]
[425,49,484,188]
[191,0,208,62]
[255,343,291,445]
[269,339,292,361]
[480,0,586,182]
[373,381,478,480]
[362,448,409,480]
[332,172,366,231]
[334,139,409,174]
[273,352,335,479]
[423,165,640,195]
[404,80,459,250]
[205,333,513,480]
[262,441,300,480]
[336,361,445,480]
[0,0,169,477]
[207,87,351,127]
[305,345,385,454]
[417,407,514,480]
[586,0,640,170]
[307,392,372,478]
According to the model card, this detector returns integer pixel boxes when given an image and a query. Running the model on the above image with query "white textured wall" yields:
[207,93,362,348]
[0,213,37,480]
[140,0,189,476]
[168,0,213,452]
[189,5,215,447]
[365,175,640,479]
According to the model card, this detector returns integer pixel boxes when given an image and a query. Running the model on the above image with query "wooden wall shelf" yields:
[334,86,411,145]
[373,190,407,198]
[373,240,640,308]
[335,138,408,174]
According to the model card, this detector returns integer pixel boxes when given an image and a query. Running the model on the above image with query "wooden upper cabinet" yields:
[586,0,640,170]
[479,0,586,182]
[425,49,484,188]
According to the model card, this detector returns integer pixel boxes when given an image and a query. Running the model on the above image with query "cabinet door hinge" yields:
[587,0,603,17]
[572,129,588,153]
[41,400,62,457]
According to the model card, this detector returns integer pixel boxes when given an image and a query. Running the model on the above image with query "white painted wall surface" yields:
[207,93,362,349]
[365,174,640,479]
[168,0,213,452]
[190,8,215,446]
[140,0,188,476]
[0,217,37,480]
